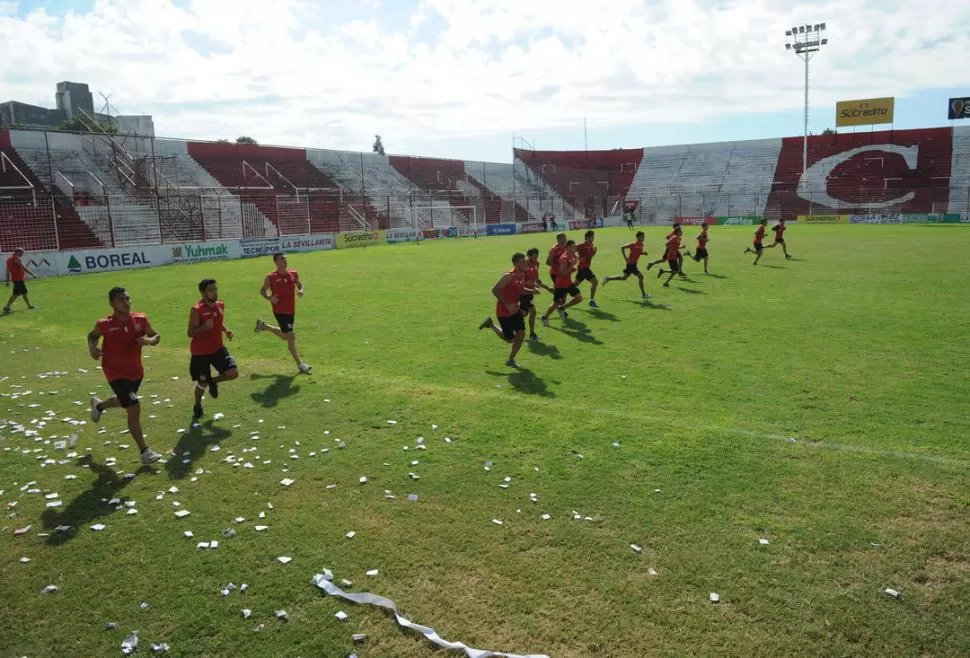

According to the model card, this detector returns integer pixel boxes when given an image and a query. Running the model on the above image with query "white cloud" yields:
[1,0,969,155]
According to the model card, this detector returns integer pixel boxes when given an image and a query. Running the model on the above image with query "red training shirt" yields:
[267,269,299,314]
[547,244,567,277]
[626,242,645,265]
[773,224,786,240]
[6,256,25,282]
[190,299,225,356]
[754,226,766,244]
[554,253,576,288]
[97,312,149,383]
[666,235,682,260]
[495,270,524,318]
[523,262,539,289]
[697,229,709,250]
[576,242,596,269]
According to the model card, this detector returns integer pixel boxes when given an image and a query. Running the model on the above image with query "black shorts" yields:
[553,285,581,303]
[774,238,786,244]
[753,243,763,253]
[665,258,681,273]
[694,248,709,259]
[12,281,27,295]
[623,263,641,277]
[519,294,534,314]
[575,268,596,283]
[190,346,237,382]
[497,313,525,339]
[273,313,295,334]
[109,378,142,408]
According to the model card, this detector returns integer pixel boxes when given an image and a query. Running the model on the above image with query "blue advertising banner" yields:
[486,223,517,236]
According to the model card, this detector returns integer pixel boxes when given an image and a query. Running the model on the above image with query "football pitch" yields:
[1,225,969,657]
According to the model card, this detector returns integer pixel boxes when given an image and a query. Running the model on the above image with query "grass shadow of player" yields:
[526,340,563,360]
[249,373,300,408]
[486,367,555,398]
[41,459,138,546]
[587,308,621,322]
[166,420,233,480]
[705,273,729,279]
[556,318,603,345]
[675,287,706,295]
[785,257,807,262]
[759,264,785,269]
[627,299,672,311]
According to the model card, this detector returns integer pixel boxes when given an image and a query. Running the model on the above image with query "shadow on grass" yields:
[486,367,555,397]
[626,299,672,311]
[166,420,233,480]
[759,264,785,269]
[676,287,706,295]
[250,373,300,407]
[587,308,621,322]
[41,459,144,546]
[554,318,604,345]
[706,273,729,279]
[526,340,563,360]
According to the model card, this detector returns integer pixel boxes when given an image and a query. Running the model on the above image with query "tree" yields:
[822,128,837,135]
[57,116,118,135]
[372,134,385,156]
[236,136,257,145]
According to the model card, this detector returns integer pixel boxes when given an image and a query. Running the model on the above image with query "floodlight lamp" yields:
[798,25,804,33]
[786,43,791,49]
[821,38,828,45]
[792,26,798,34]
[820,22,826,30]
[785,30,791,36]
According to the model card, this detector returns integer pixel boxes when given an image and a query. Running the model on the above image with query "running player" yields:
[744,219,768,265]
[575,230,600,308]
[764,218,792,259]
[255,252,311,374]
[188,279,238,422]
[87,287,163,465]
[685,222,711,274]
[541,239,583,326]
[3,248,36,314]
[522,248,553,341]
[478,252,535,367]
[602,231,651,299]
[657,226,684,287]
[647,223,685,275]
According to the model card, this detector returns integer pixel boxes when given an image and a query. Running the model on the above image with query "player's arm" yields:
[536,274,553,294]
[620,244,630,258]
[260,276,278,304]
[187,308,212,338]
[87,323,103,359]
[22,263,34,278]
[294,272,304,297]
[545,251,556,267]
[491,274,517,313]
[137,320,161,346]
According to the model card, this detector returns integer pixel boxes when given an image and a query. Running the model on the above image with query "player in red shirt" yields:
[603,231,651,299]
[188,279,238,422]
[744,219,768,265]
[540,239,583,326]
[255,252,310,374]
[478,252,536,367]
[684,222,711,274]
[3,248,36,314]
[657,226,685,287]
[545,233,568,280]
[522,248,553,341]
[575,230,600,308]
[647,223,686,276]
[87,287,163,465]
[764,218,792,259]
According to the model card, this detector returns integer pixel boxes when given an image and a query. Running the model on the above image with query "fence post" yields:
[50,194,61,251]
[105,196,117,247]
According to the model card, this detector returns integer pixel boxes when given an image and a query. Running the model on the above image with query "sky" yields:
[1,0,969,163]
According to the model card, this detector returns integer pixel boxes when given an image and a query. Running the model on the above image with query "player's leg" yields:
[508,329,525,365]
[781,240,792,258]
[479,317,506,341]
[22,293,34,309]
[561,288,583,310]
[255,319,285,339]
[588,274,599,306]
[190,356,208,420]
[677,253,686,276]
[209,348,239,396]
[702,253,709,274]
[753,245,763,265]
[2,291,16,312]
[528,306,538,339]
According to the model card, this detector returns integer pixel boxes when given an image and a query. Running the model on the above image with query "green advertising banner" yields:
[714,216,763,225]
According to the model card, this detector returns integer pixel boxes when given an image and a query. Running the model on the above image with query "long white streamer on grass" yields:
[311,573,549,658]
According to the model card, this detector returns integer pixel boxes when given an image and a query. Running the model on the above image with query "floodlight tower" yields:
[785,23,829,175]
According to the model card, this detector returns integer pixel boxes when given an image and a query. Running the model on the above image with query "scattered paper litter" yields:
[346,531,356,539]
[184,531,194,538]
[630,544,643,553]
[20,557,30,563]
[759,538,770,545]
[366,569,379,577]
[277,556,292,564]
[212,412,225,420]
[174,510,191,519]
[121,631,139,655]
[280,478,295,487]
[492,519,504,526]
[541,514,551,521]
[647,568,658,577]
[709,592,720,603]
[359,476,368,484]
[149,643,170,654]
[275,609,288,620]
[885,588,900,598]
[242,609,252,619]
[90,523,106,531]
[254,525,268,532]
[43,584,58,594]
[335,611,349,621]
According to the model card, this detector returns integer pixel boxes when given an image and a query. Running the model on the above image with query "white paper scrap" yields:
[631,544,643,553]
[174,510,191,519]
[885,588,900,598]
[277,556,292,564]
[335,611,349,621]
[280,478,295,487]
[709,592,720,603]
[91,523,106,531]
[366,569,379,577]
[346,531,356,539]
[759,538,770,545]
[312,573,549,658]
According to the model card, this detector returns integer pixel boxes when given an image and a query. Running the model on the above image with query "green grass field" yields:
[2,225,969,657]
